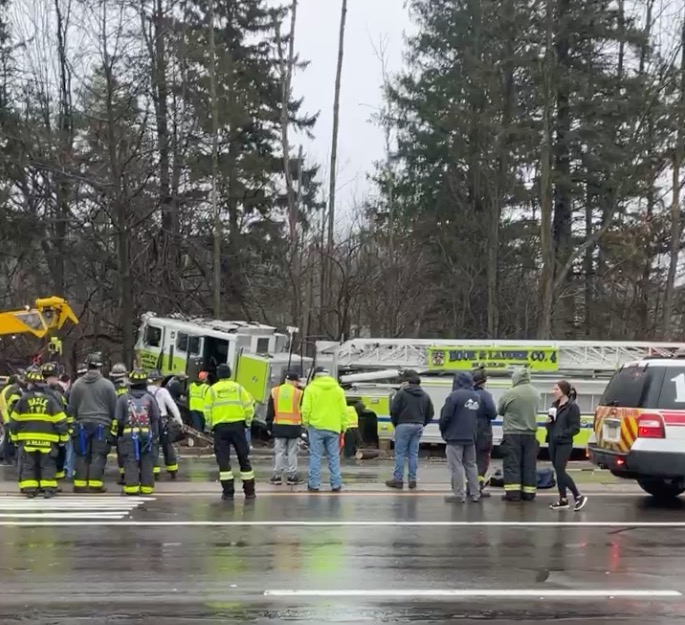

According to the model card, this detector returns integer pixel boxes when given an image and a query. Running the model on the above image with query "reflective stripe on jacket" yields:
[10,388,69,451]
[271,384,303,426]
[345,405,359,430]
[188,382,209,412]
[204,380,254,429]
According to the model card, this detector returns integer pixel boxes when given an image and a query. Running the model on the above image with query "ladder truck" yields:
[316,339,685,448]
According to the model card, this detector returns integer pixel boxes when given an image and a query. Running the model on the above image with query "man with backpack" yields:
[113,369,160,496]
[148,370,182,480]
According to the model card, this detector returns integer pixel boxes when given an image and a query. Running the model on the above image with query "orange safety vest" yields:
[271,383,303,426]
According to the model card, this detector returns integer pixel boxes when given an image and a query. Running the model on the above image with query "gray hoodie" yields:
[68,369,118,427]
[497,368,540,435]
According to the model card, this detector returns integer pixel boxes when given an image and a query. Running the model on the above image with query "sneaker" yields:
[574,495,588,511]
[385,479,403,490]
[307,486,320,492]
[331,486,342,493]
[270,475,283,485]
[408,480,417,490]
[444,494,466,504]
[286,475,303,485]
[550,499,570,511]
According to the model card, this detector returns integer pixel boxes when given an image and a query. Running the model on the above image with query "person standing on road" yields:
[498,368,541,502]
[302,369,347,492]
[386,370,434,490]
[148,370,182,480]
[113,369,160,496]
[110,363,129,485]
[343,403,362,461]
[67,353,118,493]
[440,372,481,504]
[11,368,68,498]
[188,371,210,432]
[41,363,69,484]
[204,364,256,500]
[266,371,304,486]
[0,374,23,466]
[472,368,497,498]
[547,381,587,511]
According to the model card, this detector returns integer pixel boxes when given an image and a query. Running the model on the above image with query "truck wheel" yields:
[637,478,685,500]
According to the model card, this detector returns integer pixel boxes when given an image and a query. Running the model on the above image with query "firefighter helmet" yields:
[110,363,127,379]
[128,369,148,384]
[26,368,43,383]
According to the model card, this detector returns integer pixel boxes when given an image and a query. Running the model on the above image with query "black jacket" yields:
[547,399,581,444]
[265,392,303,439]
[390,385,434,427]
[439,373,480,445]
[474,387,497,445]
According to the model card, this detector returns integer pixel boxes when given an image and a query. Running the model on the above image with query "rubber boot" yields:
[169,470,178,481]
[221,478,235,501]
[243,478,256,500]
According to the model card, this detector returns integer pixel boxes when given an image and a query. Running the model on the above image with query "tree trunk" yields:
[537,0,555,339]
[663,15,685,339]
[208,0,221,318]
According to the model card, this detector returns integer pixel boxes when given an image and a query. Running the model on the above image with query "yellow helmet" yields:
[128,368,147,384]
[26,368,43,383]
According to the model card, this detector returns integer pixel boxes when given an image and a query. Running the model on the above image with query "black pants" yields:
[154,425,179,475]
[19,447,57,493]
[549,440,579,501]
[213,422,255,497]
[120,436,155,495]
[502,433,538,501]
[343,428,361,458]
[73,422,111,490]
[476,436,493,483]
[55,445,66,480]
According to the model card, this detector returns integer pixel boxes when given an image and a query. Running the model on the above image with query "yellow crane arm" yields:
[0,297,79,338]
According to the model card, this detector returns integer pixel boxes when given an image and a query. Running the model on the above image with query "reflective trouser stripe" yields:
[166,464,178,472]
[141,486,154,494]
[55,471,66,480]
[19,479,39,490]
[153,467,161,474]
[240,471,255,481]
[40,480,58,488]
[219,471,234,481]
[522,486,537,494]
[73,480,88,488]
[124,485,140,494]
[88,480,104,488]
[478,475,485,483]
[119,467,125,475]
[504,483,521,491]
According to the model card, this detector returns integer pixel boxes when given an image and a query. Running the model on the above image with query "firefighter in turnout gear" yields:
[113,369,160,496]
[110,363,129,485]
[10,368,68,498]
[67,352,118,493]
[148,370,182,479]
[0,374,22,465]
[266,372,303,485]
[204,364,256,500]
[41,362,69,482]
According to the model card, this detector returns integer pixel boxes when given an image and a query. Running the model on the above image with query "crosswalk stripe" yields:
[0,495,152,521]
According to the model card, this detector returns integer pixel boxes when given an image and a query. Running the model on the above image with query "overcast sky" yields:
[286,0,412,220]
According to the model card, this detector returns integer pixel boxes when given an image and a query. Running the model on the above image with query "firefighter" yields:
[67,352,118,493]
[0,374,23,466]
[204,364,255,500]
[148,370,182,479]
[41,362,70,483]
[113,369,160,496]
[188,371,209,432]
[110,363,128,485]
[266,371,303,485]
[10,368,68,498]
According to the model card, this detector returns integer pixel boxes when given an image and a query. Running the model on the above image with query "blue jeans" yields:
[393,423,423,482]
[308,427,342,490]
[65,439,74,478]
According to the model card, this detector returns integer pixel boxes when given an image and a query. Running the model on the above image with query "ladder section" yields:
[317,339,685,372]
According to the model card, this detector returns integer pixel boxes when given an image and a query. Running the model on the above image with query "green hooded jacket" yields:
[302,375,347,434]
[497,368,540,434]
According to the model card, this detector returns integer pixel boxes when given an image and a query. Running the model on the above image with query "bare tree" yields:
[208,0,220,318]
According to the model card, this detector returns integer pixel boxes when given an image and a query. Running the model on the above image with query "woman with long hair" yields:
[547,381,587,511]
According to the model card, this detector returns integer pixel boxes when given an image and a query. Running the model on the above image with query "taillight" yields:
[638,413,665,438]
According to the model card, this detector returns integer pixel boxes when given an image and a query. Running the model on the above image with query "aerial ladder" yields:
[316,338,685,382]
[0,296,79,358]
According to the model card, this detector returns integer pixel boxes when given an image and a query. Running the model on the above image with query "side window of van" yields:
[145,325,162,348]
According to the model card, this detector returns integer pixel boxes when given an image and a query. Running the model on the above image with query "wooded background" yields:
[1,0,684,367]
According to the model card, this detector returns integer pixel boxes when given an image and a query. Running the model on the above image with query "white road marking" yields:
[3,519,685,527]
[0,496,152,522]
[263,589,682,599]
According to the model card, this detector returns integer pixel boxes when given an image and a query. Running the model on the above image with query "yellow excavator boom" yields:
[0,296,79,339]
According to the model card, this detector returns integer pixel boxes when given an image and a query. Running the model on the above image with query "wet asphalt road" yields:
[1,487,685,624]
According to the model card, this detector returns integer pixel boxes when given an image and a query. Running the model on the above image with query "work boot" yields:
[501,494,521,503]
[307,485,320,492]
[169,470,178,481]
[73,486,88,494]
[270,475,283,485]
[43,490,56,499]
[286,475,303,485]
[385,479,403,490]
[408,480,417,490]
[24,491,37,499]
[221,492,234,501]
[89,486,107,494]
[243,478,256,500]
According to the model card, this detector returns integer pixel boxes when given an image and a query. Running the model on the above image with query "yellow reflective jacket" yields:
[204,380,254,429]
[188,382,209,412]
[302,376,347,434]
[345,405,359,430]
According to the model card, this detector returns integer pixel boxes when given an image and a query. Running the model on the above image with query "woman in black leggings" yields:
[547,381,587,511]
